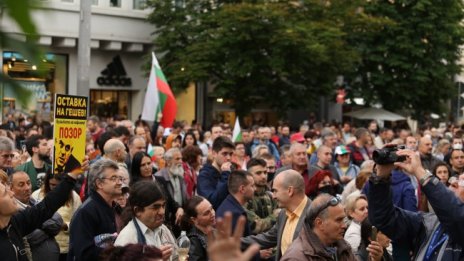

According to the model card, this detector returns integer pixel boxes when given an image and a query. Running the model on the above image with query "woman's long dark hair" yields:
[42,172,73,206]
[130,151,152,186]
[180,195,205,232]
[181,131,198,148]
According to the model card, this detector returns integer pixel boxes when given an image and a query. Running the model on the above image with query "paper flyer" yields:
[53,94,88,175]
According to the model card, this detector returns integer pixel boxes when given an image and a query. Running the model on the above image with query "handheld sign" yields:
[53,94,88,175]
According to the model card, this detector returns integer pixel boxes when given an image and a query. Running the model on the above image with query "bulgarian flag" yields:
[232,117,242,142]
[141,52,177,128]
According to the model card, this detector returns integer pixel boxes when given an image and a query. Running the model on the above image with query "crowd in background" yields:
[1,112,464,261]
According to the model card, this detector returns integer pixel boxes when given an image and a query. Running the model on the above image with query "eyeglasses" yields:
[101,176,126,182]
[1,154,14,159]
[310,195,341,222]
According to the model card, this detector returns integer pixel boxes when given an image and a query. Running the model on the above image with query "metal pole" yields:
[458,82,461,122]
[77,0,91,97]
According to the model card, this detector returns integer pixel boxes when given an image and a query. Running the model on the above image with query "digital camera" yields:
[373,145,407,165]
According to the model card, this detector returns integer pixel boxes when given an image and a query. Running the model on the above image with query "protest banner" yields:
[53,94,88,175]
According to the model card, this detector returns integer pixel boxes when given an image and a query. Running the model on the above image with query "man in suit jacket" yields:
[241,169,311,260]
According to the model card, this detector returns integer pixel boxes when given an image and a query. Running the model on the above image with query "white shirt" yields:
[115,218,179,261]
[344,220,361,252]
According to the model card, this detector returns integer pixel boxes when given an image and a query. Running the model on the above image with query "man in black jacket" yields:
[0,166,83,261]
[369,149,464,260]
[68,159,122,261]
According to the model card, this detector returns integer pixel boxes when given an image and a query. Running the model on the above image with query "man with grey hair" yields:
[250,126,280,162]
[0,136,15,175]
[68,159,122,261]
[241,169,311,260]
[281,194,357,260]
[154,148,186,231]
[103,138,127,168]
[275,143,311,194]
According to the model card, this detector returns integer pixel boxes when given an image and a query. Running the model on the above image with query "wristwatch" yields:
[419,169,434,186]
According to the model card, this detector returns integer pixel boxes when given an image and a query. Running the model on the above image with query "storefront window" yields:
[90,90,130,119]
[1,52,67,122]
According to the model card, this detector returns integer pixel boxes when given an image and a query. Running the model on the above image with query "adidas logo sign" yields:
[97,56,132,87]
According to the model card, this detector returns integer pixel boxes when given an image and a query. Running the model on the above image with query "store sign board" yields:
[97,55,132,87]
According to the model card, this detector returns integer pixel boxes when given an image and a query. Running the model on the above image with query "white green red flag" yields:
[232,117,242,142]
[141,52,177,128]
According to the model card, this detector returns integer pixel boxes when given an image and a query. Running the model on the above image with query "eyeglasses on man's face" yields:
[100,176,126,183]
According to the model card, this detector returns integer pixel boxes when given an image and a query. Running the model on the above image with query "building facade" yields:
[1,0,154,121]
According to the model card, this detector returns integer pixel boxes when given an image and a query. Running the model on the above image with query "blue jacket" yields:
[250,139,280,161]
[368,176,464,260]
[217,194,251,237]
[363,170,417,212]
[197,164,230,210]
[68,190,117,261]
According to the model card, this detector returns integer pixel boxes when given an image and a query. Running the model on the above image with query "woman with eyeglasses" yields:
[307,170,343,200]
[180,195,216,261]
[343,192,368,253]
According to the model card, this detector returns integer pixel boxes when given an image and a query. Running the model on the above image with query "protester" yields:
[181,145,202,199]
[216,170,256,238]
[280,194,357,261]
[114,180,177,261]
[16,134,52,191]
[0,166,82,261]
[9,171,62,261]
[432,161,451,186]
[31,172,82,261]
[356,218,392,261]
[181,195,216,261]
[0,136,15,175]
[343,192,369,252]
[241,170,311,260]
[68,159,121,261]
[368,149,464,260]
[197,136,235,209]
[306,170,343,200]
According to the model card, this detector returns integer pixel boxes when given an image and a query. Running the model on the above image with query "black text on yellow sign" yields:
[54,94,88,120]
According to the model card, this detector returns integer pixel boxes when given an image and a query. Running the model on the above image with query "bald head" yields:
[104,138,127,162]
[275,169,305,194]
[418,136,433,155]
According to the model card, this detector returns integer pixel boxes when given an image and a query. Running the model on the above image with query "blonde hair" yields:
[344,191,367,219]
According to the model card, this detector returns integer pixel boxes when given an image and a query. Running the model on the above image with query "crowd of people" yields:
[1,114,464,261]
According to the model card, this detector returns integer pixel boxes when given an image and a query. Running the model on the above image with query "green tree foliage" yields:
[346,0,464,119]
[0,0,40,106]
[147,0,381,118]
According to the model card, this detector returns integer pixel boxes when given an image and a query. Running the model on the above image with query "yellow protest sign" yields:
[53,94,88,175]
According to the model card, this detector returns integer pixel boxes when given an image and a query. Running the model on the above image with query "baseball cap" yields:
[290,133,305,143]
[335,145,351,155]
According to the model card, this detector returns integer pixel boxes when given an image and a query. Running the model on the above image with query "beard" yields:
[169,164,184,177]
[39,153,51,164]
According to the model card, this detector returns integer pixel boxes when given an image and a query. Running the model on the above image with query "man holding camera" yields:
[368,148,464,260]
